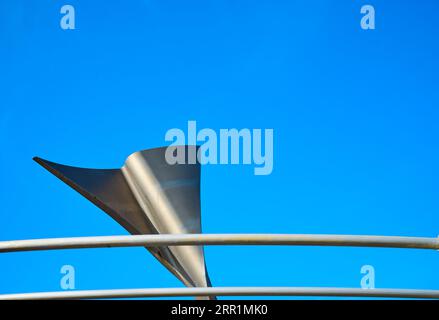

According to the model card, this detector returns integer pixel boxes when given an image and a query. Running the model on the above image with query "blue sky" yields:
[1,0,438,298]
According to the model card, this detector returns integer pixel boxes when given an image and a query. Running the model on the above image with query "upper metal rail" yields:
[1,234,438,253]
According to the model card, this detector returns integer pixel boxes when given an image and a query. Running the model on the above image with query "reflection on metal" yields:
[1,287,439,300]
[33,146,212,295]
[1,234,439,253]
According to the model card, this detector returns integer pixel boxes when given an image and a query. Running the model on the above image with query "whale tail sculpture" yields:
[34,146,214,299]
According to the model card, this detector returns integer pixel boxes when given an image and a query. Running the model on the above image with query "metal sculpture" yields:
[33,146,213,295]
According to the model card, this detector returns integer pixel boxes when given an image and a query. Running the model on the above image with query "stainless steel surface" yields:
[1,287,439,300]
[1,234,439,252]
[33,146,212,292]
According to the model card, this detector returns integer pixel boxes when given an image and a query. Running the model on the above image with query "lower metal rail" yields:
[1,287,439,300]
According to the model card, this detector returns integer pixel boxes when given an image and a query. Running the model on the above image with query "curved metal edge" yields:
[1,287,439,300]
[0,234,438,253]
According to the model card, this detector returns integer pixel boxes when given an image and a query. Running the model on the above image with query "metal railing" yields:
[2,287,439,300]
[1,234,439,252]
[1,233,438,300]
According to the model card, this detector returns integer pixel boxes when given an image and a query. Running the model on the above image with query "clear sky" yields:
[1,0,438,299]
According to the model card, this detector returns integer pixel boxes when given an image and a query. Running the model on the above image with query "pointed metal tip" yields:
[33,157,60,177]
[33,156,50,170]
[33,156,47,166]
